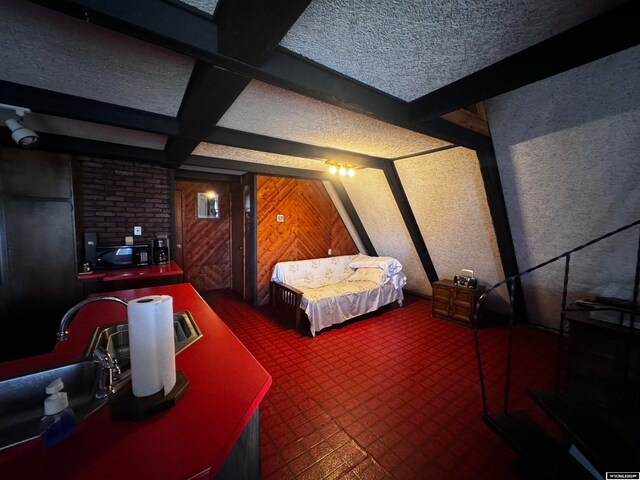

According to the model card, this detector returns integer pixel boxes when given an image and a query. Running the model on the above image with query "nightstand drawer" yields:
[431,279,485,325]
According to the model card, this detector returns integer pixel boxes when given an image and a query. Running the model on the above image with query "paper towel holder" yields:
[110,370,189,420]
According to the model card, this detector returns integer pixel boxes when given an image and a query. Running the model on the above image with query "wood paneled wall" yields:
[256,176,358,305]
[175,180,231,292]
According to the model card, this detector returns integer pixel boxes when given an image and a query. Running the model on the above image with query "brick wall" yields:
[73,158,171,247]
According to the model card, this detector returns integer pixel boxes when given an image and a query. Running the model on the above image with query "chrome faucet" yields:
[93,345,121,399]
[57,296,128,342]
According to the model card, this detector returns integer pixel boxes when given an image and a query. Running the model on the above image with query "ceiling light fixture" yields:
[0,103,40,148]
[326,161,357,177]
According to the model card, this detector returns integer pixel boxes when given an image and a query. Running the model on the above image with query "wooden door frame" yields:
[172,170,250,294]
[244,174,258,306]
[230,181,245,298]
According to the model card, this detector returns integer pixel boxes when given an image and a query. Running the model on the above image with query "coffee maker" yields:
[152,236,170,265]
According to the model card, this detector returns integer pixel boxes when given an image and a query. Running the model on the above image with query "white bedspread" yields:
[300,279,404,336]
[271,255,407,336]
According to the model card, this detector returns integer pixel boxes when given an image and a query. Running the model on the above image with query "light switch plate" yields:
[134,226,142,235]
[276,214,284,223]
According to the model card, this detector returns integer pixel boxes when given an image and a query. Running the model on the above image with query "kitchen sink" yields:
[0,359,104,450]
[0,310,201,451]
[82,310,202,370]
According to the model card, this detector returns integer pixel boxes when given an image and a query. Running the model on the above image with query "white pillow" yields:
[345,267,387,284]
[349,255,402,275]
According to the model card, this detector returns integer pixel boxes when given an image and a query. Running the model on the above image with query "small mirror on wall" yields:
[196,191,219,219]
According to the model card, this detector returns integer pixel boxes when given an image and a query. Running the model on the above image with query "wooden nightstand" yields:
[432,279,485,324]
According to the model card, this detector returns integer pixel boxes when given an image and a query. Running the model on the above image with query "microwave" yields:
[94,245,150,269]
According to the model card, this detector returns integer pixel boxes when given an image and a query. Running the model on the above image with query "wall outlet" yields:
[276,214,284,223]
[125,236,134,246]
[328,249,332,256]
[134,226,142,235]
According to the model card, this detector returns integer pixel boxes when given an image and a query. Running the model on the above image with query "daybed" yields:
[270,254,407,336]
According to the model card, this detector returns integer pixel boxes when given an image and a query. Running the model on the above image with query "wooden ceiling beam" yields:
[29,0,218,58]
[381,163,439,284]
[164,66,249,167]
[174,169,240,183]
[0,80,417,168]
[261,48,490,150]
[206,127,388,169]
[0,131,168,166]
[0,80,179,136]
[29,0,488,151]
[330,179,377,257]
[165,0,311,167]
[441,108,490,136]
[476,147,527,322]
[409,2,640,123]
[185,155,329,181]
[214,0,311,67]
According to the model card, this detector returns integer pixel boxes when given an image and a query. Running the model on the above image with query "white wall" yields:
[341,169,431,295]
[341,148,509,309]
[486,45,640,327]
[396,147,509,311]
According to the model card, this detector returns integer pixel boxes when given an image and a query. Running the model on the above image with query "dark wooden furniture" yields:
[432,279,485,324]
[270,281,304,331]
[269,279,401,335]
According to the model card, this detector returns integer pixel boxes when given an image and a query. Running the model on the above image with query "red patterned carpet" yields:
[202,290,558,480]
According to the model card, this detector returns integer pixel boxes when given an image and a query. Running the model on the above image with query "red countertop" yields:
[76,261,183,281]
[0,283,271,479]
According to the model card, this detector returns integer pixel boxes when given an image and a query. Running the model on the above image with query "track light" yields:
[326,161,357,177]
[1,103,40,148]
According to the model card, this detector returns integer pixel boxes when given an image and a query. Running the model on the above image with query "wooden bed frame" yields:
[270,280,304,331]
[270,279,400,335]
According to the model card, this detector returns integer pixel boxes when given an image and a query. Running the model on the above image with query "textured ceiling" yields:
[281,0,624,101]
[218,81,450,158]
[0,0,194,116]
[193,142,328,171]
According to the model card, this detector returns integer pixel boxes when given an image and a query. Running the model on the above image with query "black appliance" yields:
[453,268,478,289]
[152,237,170,265]
[95,245,150,269]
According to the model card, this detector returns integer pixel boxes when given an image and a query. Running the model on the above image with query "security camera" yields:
[5,117,40,147]
[1,103,40,148]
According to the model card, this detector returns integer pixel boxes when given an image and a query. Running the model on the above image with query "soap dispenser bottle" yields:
[40,377,76,446]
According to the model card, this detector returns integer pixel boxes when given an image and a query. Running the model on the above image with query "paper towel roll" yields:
[127,295,176,397]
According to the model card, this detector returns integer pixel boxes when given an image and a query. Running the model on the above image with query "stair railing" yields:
[472,219,640,416]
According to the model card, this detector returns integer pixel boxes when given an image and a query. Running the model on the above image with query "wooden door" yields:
[230,182,245,298]
[174,180,231,292]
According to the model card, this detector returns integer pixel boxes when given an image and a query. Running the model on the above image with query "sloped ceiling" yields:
[0,0,624,163]
[280,0,619,101]
[0,0,194,115]
[486,45,640,326]
[0,0,635,310]
[216,80,449,158]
